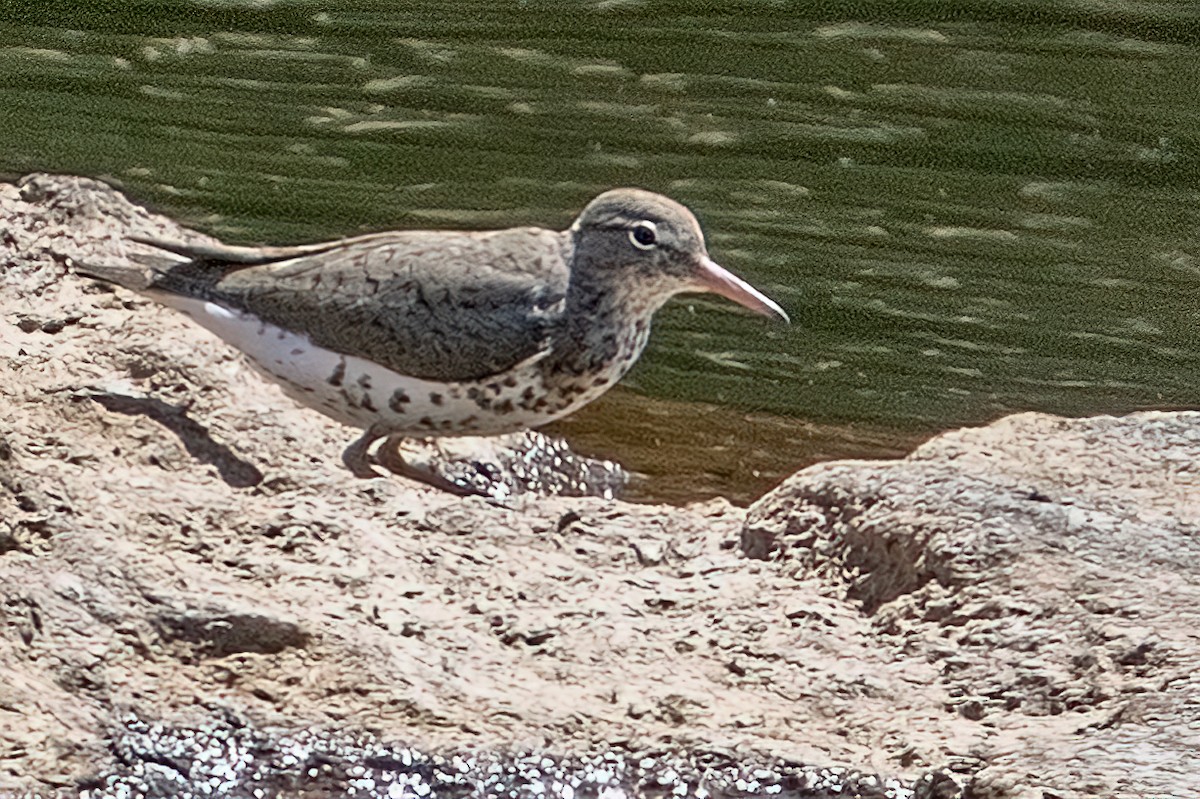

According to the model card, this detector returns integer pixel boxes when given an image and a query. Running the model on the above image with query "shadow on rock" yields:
[88,393,263,488]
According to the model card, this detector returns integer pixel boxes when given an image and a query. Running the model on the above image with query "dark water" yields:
[4,1,1200,502]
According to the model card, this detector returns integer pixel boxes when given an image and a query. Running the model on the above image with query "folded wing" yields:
[137,228,572,383]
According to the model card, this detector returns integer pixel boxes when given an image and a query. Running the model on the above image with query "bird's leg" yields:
[374,434,484,497]
[342,422,392,479]
[372,434,410,477]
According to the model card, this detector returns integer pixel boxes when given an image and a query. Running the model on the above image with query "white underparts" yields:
[155,295,620,436]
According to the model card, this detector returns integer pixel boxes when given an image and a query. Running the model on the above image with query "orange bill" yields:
[695,256,790,322]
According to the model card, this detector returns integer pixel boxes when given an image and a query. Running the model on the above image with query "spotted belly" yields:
[157,296,623,436]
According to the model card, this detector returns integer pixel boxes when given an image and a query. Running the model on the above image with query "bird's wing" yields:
[137,228,572,383]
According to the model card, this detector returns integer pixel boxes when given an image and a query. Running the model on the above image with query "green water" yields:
[4,1,1200,499]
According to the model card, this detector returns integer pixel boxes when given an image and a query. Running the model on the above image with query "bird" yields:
[79,188,789,489]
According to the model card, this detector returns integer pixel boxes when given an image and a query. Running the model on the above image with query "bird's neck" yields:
[548,273,669,379]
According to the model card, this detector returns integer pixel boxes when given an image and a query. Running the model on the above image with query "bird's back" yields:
[138,227,572,383]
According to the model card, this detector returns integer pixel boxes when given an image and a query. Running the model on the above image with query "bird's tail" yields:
[74,261,154,292]
[74,240,196,293]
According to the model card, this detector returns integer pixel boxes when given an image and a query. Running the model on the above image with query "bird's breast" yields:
[534,315,653,417]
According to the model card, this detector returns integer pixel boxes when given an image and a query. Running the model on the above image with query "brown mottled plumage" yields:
[81,189,788,487]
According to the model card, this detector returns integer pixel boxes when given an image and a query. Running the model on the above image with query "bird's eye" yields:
[629,220,658,250]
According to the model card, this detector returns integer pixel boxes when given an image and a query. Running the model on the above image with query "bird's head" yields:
[568,188,789,322]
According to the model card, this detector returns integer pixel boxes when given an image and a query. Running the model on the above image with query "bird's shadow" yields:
[89,393,263,488]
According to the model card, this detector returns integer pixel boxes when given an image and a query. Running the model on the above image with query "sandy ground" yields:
[2,174,1196,798]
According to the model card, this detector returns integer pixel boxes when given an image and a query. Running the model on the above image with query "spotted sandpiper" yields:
[80,189,788,488]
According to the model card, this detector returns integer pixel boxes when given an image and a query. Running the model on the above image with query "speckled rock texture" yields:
[744,411,1200,798]
[1,175,1193,799]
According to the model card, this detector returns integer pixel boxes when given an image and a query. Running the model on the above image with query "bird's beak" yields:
[694,256,790,323]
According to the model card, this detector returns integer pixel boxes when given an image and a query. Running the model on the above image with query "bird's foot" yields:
[374,435,489,497]
[341,424,390,479]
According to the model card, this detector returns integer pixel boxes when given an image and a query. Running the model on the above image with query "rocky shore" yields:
[2,175,1195,798]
